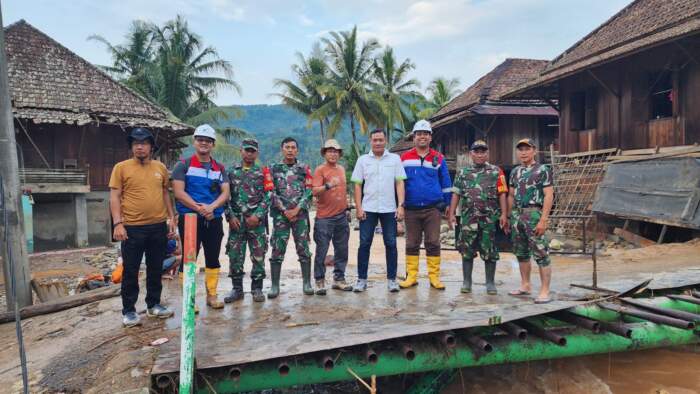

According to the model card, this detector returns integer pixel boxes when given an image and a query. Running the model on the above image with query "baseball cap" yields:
[516,138,536,148]
[470,140,488,150]
[241,138,259,151]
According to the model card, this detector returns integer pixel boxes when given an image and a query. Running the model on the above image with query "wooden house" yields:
[6,20,192,251]
[505,0,700,153]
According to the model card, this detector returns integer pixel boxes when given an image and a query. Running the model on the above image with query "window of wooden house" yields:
[649,71,673,120]
[570,89,597,131]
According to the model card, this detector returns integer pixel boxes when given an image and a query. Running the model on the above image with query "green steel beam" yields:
[571,298,700,322]
[190,322,700,393]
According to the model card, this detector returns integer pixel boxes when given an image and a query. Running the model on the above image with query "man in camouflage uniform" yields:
[448,140,508,295]
[507,138,554,304]
[225,138,273,303]
[268,137,314,298]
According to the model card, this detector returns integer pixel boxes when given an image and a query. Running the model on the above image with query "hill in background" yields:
[215,104,354,168]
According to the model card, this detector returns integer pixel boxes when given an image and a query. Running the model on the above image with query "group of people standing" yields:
[109,120,554,328]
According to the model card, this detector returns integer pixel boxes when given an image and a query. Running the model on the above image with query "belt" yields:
[517,205,542,210]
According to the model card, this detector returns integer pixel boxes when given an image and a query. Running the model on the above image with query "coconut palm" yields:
[419,77,461,119]
[314,26,382,156]
[88,20,157,96]
[371,46,420,143]
[273,44,330,146]
[150,15,241,120]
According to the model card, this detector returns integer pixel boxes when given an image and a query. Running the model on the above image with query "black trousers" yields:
[177,215,224,271]
[121,222,167,315]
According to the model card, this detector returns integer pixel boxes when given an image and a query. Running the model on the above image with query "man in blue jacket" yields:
[399,120,452,289]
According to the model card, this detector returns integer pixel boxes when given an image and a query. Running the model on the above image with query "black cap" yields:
[470,140,488,151]
[128,127,154,143]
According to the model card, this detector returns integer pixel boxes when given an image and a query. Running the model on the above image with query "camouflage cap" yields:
[241,138,259,151]
[516,138,536,148]
[470,140,488,151]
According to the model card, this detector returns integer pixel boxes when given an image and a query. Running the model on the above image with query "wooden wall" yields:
[558,34,700,154]
[433,114,558,169]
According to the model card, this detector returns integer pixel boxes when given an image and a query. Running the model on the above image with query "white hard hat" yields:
[193,124,217,141]
[412,119,432,134]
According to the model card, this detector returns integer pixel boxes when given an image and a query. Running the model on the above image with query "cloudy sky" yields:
[5,0,630,105]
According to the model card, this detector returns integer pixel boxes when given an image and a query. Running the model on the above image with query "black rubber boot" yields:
[251,279,265,302]
[267,264,282,299]
[461,258,473,294]
[224,277,244,303]
[300,261,314,295]
[485,260,498,295]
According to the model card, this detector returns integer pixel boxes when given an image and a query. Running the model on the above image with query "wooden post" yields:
[179,213,198,394]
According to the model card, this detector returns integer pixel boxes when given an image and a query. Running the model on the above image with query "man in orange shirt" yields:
[109,128,176,327]
[311,139,352,294]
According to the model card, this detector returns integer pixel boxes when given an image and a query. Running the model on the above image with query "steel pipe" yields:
[518,320,567,346]
[501,321,527,340]
[597,320,634,338]
[278,362,290,376]
[466,335,493,354]
[621,298,700,322]
[402,343,416,361]
[321,355,335,371]
[365,347,378,364]
[155,373,176,389]
[668,294,700,306]
[439,331,456,349]
[195,322,700,393]
[692,290,700,299]
[598,302,695,330]
[549,310,601,333]
[228,367,242,380]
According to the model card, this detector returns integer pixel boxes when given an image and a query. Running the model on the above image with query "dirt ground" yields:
[1,223,699,393]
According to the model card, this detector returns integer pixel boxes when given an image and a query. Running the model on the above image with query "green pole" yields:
[180,213,198,393]
[199,322,699,393]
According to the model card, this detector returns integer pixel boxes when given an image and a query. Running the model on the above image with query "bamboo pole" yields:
[179,213,198,394]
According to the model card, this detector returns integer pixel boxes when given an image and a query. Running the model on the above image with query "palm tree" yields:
[419,77,461,119]
[150,15,241,119]
[88,20,157,97]
[273,44,330,146]
[371,46,420,143]
[314,26,382,157]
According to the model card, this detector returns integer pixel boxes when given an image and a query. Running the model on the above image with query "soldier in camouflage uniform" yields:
[268,137,314,298]
[448,140,508,295]
[224,138,273,303]
[507,138,554,304]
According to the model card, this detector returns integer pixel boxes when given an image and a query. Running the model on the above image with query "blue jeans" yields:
[357,212,397,280]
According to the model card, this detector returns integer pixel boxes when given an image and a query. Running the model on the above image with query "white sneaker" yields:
[353,279,368,292]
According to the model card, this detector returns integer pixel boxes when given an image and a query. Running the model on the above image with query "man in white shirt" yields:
[350,129,406,292]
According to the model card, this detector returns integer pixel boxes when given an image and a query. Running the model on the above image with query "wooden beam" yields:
[675,41,700,67]
[16,119,51,169]
[613,227,655,248]
[587,69,619,98]
[484,115,498,136]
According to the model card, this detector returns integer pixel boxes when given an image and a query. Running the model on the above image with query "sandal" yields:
[508,289,531,296]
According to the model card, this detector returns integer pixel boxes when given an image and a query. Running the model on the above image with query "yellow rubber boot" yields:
[205,268,224,309]
[178,272,200,314]
[399,255,420,288]
[427,256,445,290]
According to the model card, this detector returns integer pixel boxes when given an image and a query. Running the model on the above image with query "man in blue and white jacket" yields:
[399,120,452,289]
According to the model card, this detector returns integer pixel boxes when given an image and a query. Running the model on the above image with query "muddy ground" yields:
[0,227,699,393]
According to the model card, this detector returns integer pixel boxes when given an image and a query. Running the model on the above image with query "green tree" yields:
[315,26,382,157]
[371,46,420,144]
[273,44,330,146]
[88,20,156,96]
[419,77,461,119]
[150,16,241,120]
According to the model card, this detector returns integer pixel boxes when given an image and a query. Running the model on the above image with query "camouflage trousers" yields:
[270,211,311,266]
[456,213,499,262]
[511,208,551,267]
[227,221,268,281]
